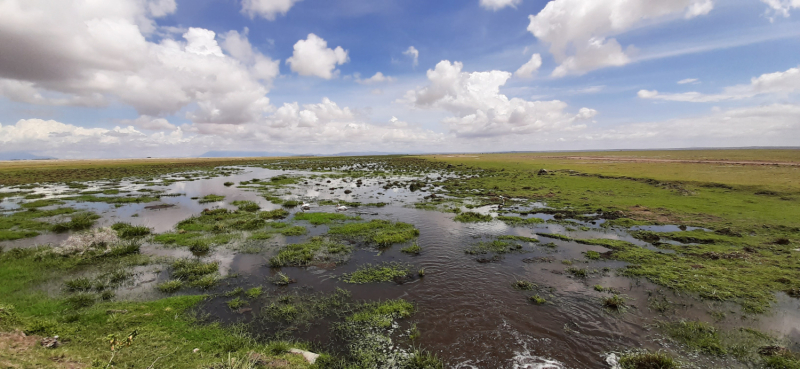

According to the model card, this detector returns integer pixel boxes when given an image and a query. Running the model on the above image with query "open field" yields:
[1,149,799,368]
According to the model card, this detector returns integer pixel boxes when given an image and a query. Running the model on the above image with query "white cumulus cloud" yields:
[480,0,522,11]
[241,0,302,20]
[639,65,800,102]
[527,0,715,77]
[761,0,800,19]
[403,60,596,138]
[404,46,420,67]
[356,72,396,85]
[515,53,542,78]
[286,34,349,79]
[0,0,280,126]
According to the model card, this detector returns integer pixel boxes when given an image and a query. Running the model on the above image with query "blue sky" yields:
[0,0,798,158]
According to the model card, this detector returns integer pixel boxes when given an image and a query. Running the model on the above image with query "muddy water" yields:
[2,167,799,368]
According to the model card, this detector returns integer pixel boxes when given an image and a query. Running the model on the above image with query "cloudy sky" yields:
[0,0,799,158]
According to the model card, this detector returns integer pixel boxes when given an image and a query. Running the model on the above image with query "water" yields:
[2,166,795,368]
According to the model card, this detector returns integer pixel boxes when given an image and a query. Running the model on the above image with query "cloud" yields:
[403,60,596,138]
[639,65,800,102]
[286,34,349,79]
[356,72,396,85]
[678,78,699,84]
[515,53,542,78]
[220,29,280,82]
[480,0,522,11]
[579,104,800,147]
[0,118,193,158]
[120,115,177,131]
[761,0,800,19]
[527,0,715,77]
[241,0,302,20]
[403,46,419,67]
[0,0,279,126]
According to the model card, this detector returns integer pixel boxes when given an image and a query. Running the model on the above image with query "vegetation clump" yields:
[529,295,546,305]
[618,351,678,369]
[328,220,419,247]
[340,262,414,284]
[268,237,351,267]
[232,200,260,212]
[659,320,725,356]
[157,279,183,293]
[465,239,525,256]
[497,216,544,226]
[603,295,627,311]
[111,222,151,239]
[50,212,100,233]
[401,242,422,255]
[198,194,225,203]
[454,211,493,222]
[513,280,536,290]
[294,212,359,225]
[170,259,220,289]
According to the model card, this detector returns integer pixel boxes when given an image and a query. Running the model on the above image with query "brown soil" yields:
[0,330,85,369]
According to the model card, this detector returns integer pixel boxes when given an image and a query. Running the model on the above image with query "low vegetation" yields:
[328,219,419,247]
[340,262,415,284]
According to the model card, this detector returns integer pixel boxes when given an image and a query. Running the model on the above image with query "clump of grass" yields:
[20,199,64,209]
[401,242,421,255]
[585,250,602,260]
[64,277,93,292]
[50,212,100,232]
[513,280,536,290]
[328,220,419,247]
[223,182,234,187]
[188,240,210,254]
[454,212,493,223]
[659,320,726,356]
[603,295,627,311]
[157,280,183,293]
[618,350,678,369]
[227,297,247,310]
[348,299,415,328]
[232,201,260,212]
[282,200,300,208]
[529,295,546,305]
[170,259,219,289]
[225,287,244,297]
[496,235,539,243]
[65,293,95,309]
[268,237,351,267]
[340,262,414,284]
[111,222,151,239]
[497,216,544,226]
[536,232,573,242]
[465,239,524,255]
[259,208,289,220]
[198,194,225,203]
[566,267,588,278]
[276,225,307,236]
[271,272,295,286]
[245,287,262,299]
[294,212,359,225]
[594,285,606,292]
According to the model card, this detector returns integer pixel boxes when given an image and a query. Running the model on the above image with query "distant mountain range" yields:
[199,150,417,158]
[0,151,54,161]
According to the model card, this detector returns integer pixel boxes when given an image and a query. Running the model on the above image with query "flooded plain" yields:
[2,163,799,368]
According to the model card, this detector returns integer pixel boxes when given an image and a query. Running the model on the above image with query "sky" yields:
[0,0,799,159]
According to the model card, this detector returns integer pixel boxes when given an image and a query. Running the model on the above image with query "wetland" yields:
[1,151,800,368]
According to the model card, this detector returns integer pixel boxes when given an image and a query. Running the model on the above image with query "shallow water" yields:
[2,166,797,368]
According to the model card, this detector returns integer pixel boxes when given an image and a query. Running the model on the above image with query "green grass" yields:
[268,237,351,267]
[259,208,289,219]
[513,280,536,290]
[529,295,546,305]
[497,216,544,226]
[20,199,64,209]
[293,212,360,225]
[401,242,422,255]
[66,194,160,204]
[245,287,262,299]
[603,295,627,311]
[584,250,602,260]
[50,212,100,233]
[157,280,183,293]
[231,200,260,212]
[454,211,493,222]
[659,320,726,356]
[496,235,540,243]
[340,262,414,284]
[465,239,524,255]
[328,219,419,247]
[618,351,678,369]
[227,297,247,310]
[170,259,220,289]
[0,207,78,241]
[198,194,225,203]
[110,222,151,239]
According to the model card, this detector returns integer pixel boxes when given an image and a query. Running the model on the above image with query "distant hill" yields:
[199,151,300,158]
[0,151,54,161]
[199,151,419,158]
